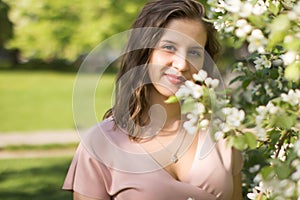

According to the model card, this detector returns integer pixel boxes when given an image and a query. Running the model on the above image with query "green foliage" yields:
[164,95,178,104]
[0,0,13,47]
[285,61,300,82]
[227,132,257,151]
[207,0,300,198]
[267,15,290,50]
[4,0,147,60]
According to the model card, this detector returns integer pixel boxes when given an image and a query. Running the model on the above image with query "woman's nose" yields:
[172,53,189,71]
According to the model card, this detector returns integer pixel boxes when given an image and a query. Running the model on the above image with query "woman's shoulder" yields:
[77,117,161,173]
[78,117,131,149]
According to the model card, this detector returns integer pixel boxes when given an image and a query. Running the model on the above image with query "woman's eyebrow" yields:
[190,46,204,51]
[160,39,177,44]
[160,39,203,49]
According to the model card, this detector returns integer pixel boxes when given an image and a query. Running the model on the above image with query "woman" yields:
[63,0,243,199]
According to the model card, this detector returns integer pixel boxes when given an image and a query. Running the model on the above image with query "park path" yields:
[0,130,80,159]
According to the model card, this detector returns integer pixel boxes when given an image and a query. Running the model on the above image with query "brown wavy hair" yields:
[104,0,221,140]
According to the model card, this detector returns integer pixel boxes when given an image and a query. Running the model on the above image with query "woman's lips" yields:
[165,73,185,85]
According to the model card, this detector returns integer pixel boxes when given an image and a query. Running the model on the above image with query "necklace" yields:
[139,118,192,164]
[153,128,187,163]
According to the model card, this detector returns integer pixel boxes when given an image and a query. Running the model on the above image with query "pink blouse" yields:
[63,118,243,200]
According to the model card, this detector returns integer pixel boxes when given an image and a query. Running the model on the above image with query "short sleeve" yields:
[231,148,243,176]
[62,143,111,200]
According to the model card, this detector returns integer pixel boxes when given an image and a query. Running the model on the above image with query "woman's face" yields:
[148,19,207,98]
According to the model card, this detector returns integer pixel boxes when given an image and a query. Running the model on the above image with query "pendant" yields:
[171,155,178,163]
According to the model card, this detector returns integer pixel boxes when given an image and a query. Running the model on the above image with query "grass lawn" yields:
[0,70,115,132]
[0,156,73,200]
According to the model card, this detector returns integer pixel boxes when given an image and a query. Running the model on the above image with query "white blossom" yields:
[235,19,252,38]
[255,115,264,125]
[288,1,300,20]
[292,159,300,168]
[247,29,267,53]
[291,167,300,180]
[222,107,245,127]
[224,22,235,33]
[199,119,209,129]
[192,102,206,115]
[213,16,226,32]
[254,55,272,70]
[247,182,265,200]
[209,0,226,13]
[214,131,224,140]
[252,0,268,15]
[181,80,204,99]
[255,126,267,141]
[280,51,297,65]
[204,77,220,88]
[239,2,253,17]
[223,0,242,13]
[185,80,196,89]
[249,164,260,173]
[284,35,294,44]
[193,69,207,82]
[256,105,267,115]
[271,143,288,161]
[264,84,274,97]
[266,102,279,114]
[187,113,198,124]
[183,120,198,135]
[280,180,296,197]
[219,122,231,133]
[254,174,263,183]
[297,180,300,199]
[191,84,204,99]
[294,139,300,157]
[281,89,300,106]
[247,187,260,200]
[175,85,191,99]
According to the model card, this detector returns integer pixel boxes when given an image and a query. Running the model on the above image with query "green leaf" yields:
[268,0,280,15]
[284,37,300,51]
[242,79,251,89]
[270,113,297,129]
[269,130,281,146]
[229,75,244,85]
[267,14,290,49]
[244,132,257,149]
[275,164,292,179]
[284,62,300,82]
[248,15,264,28]
[260,166,273,180]
[269,14,290,33]
[165,95,178,104]
[226,135,235,148]
[232,135,248,151]
[181,97,195,113]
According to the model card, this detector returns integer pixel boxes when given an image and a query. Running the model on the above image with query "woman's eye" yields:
[162,45,176,52]
[189,50,201,57]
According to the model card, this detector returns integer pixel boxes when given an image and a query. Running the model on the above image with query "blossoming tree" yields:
[208,0,300,199]
[173,0,300,199]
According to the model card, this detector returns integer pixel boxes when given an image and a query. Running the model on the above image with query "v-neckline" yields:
[159,131,202,183]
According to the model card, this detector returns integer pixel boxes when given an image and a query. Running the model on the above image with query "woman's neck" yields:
[148,86,182,131]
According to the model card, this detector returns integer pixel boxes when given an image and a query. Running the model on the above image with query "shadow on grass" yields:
[0,157,73,200]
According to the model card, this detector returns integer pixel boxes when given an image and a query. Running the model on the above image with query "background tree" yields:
[0,0,13,49]
[3,0,147,61]
[206,1,300,199]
